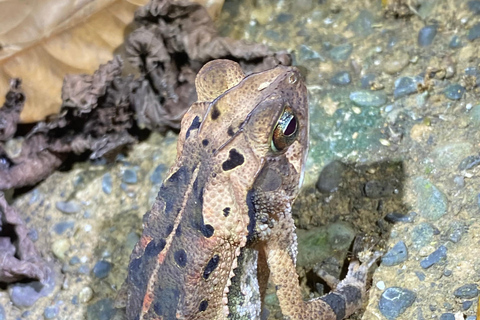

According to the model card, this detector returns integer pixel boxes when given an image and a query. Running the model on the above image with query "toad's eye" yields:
[271,105,298,152]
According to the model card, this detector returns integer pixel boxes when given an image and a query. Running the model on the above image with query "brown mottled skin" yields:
[121,60,376,320]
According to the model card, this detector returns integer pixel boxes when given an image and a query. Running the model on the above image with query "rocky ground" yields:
[1,0,480,319]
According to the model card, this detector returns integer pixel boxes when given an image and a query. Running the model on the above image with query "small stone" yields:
[53,221,75,235]
[93,260,112,279]
[414,271,425,281]
[52,239,70,260]
[122,169,138,184]
[44,305,59,319]
[377,281,386,290]
[466,316,477,320]
[378,287,416,320]
[349,91,387,108]
[0,305,5,320]
[444,84,465,100]
[384,212,414,223]
[102,173,112,195]
[79,286,94,303]
[394,76,423,99]
[349,10,375,37]
[276,13,293,23]
[447,221,465,243]
[439,313,455,320]
[55,201,81,214]
[420,245,447,269]
[361,74,376,89]
[330,71,351,86]
[413,177,448,221]
[411,222,435,249]
[78,265,90,274]
[453,175,465,188]
[462,300,473,310]
[468,22,480,41]
[69,256,81,265]
[469,0,480,14]
[418,25,437,46]
[458,155,480,170]
[298,44,323,62]
[86,298,115,320]
[364,180,395,198]
[382,241,408,266]
[443,269,452,277]
[454,284,479,299]
[329,43,353,62]
[383,52,409,74]
[150,164,167,184]
[316,160,346,193]
[449,35,462,48]
[9,267,56,308]
[27,228,39,242]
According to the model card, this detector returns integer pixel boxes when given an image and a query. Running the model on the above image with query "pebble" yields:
[122,169,138,184]
[449,35,462,48]
[453,175,465,188]
[9,267,56,308]
[462,300,473,310]
[384,212,414,223]
[298,44,323,61]
[52,239,70,260]
[418,25,437,46]
[454,284,479,299]
[361,73,376,89]
[55,201,81,214]
[0,305,4,320]
[150,164,167,184]
[439,313,455,320]
[102,173,112,194]
[382,241,408,266]
[420,245,447,269]
[467,22,480,41]
[378,287,416,320]
[316,160,346,193]
[364,180,395,198]
[446,221,465,243]
[443,269,452,277]
[330,71,351,86]
[444,84,465,100]
[79,286,94,303]
[469,0,480,14]
[377,281,386,290]
[470,104,480,125]
[466,316,477,320]
[276,13,293,23]
[69,256,81,265]
[27,228,39,242]
[349,10,374,37]
[393,76,423,99]
[44,305,59,319]
[93,260,112,279]
[411,222,435,249]
[414,271,425,281]
[86,298,115,320]
[383,52,409,74]
[349,90,387,108]
[413,177,447,221]
[458,155,480,170]
[329,43,353,62]
[53,221,75,235]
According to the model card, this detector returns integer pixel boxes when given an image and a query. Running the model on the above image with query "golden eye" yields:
[288,73,297,84]
[271,106,298,152]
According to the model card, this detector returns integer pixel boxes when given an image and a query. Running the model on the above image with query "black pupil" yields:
[284,116,297,136]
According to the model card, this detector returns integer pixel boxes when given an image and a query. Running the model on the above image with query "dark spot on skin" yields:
[186,116,201,139]
[223,207,231,217]
[339,285,362,306]
[127,257,146,289]
[201,224,214,238]
[320,293,346,320]
[144,239,166,257]
[153,301,163,316]
[176,224,182,236]
[161,166,190,217]
[174,249,187,267]
[203,255,220,279]
[152,288,180,319]
[199,300,209,312]
[222,149,245,171]
[202,139,209,146]
[211,105,220,120]
[166,224,174,236]
[212,173,217,178]
[227,126,234,137]
[246,189,257,242]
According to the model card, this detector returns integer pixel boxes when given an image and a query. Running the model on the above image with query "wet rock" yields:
[420,245,447,269]
[462,300,473,310]
[465,316,477,320]
[469,0,480,14]
[53,221,75,235]
[363,180,395,198]
[150,164,167,184]
[418,25,437,46]
[44,305,59,319]
[9,266,56,308]
[413,177,447,221]
[55,201,81,214]
[449,35,462,48]
[298,44,323,62]
[394,76,422,99]
[0,305,4,320]
[444,84,465,100]
[440,313,455,320]
[382,241,408,266]
[69,256,80,265]
[467,22,480,41]
[383,52,409,74]
[276,13,293,23]
[79,286,94,303]
[329,43,353,62]
[361,73,376,89]
[102,173,112,194]
[122,169,137,184]
[458,155,480,170]
[378,287,416,320]
[411,222,435,249]
[330,71,351,86]
[454,284,479,299]
[93,260,112,279]
[349,90,387,107]
[384,212,414,223]
[316,160,346,193]
[86,298,115,320]
[443,269,452,277]
[349,10,375,37]
[27,228,39,242]
[446,221,465,243]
